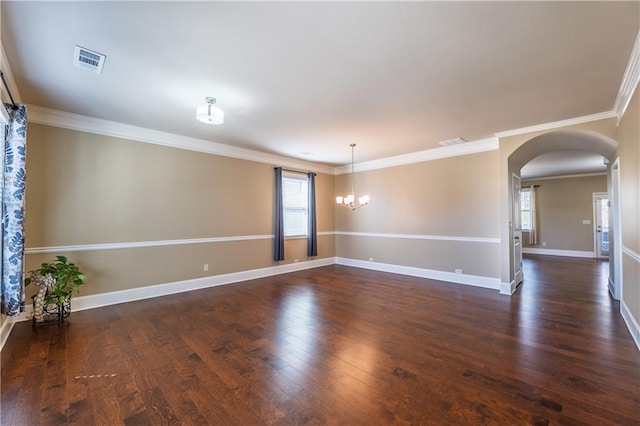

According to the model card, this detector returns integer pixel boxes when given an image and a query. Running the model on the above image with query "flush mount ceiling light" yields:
[196,97,224,125]
[336,144,370,210]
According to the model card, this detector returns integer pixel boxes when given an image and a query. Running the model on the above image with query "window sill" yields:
[284,235,307,240]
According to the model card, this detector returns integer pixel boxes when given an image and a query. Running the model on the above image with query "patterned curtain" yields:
[1,104,27,316]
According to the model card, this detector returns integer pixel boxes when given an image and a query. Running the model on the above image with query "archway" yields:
[509,130,617,171]
[501,128,619,296]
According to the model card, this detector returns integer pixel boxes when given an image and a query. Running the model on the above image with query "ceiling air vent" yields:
[437,137,467,147]
[73,45,106,74]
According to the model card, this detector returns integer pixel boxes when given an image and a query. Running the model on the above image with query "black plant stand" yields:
[32,294,71,327]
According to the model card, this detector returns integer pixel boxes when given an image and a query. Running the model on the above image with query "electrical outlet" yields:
[455,269,463,274]
[294,258,299,263]
[542,241,546,246]
[369,257,374,262]
[203,264,208,272]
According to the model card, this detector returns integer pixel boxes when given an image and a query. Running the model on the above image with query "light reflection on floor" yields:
[272,287,319,385]
[510,256,615,374]
[270,282,381,392]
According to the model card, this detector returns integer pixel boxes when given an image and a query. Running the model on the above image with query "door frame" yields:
[512,173,523,286]
[609,159,622,300]
[593,192,609,259]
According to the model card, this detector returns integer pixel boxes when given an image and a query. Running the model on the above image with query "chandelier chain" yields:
[336,144,369,210]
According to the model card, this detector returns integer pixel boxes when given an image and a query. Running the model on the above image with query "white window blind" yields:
[282,175,308,237]
[520,189,531,231]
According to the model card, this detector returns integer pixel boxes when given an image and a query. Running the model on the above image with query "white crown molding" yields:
[494,111,617,139]
[336,257,500,290]
[622,245,640,263]
[621,300,640,352]
[21,32,640,178]
[334,137,499,175]
[614,30,640,123]
[522,248,594,258]
[0,41,22,104]
[26,105,335,175]
[334,231,500,244]
[23,102,500,177]
[522,172,607,182]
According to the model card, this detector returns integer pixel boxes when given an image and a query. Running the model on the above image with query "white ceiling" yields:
[1,2,638,167]
[521,150,606,180]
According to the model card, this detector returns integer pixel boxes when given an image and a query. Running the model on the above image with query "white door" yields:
[594,193,609,259]
[512,174,523,285]
[610,161,622,300]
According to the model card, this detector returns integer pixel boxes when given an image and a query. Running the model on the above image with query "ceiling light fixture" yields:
[196,97,224,125]
[336,144,369,210]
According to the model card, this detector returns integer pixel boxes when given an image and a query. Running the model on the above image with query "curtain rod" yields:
[0,71,16,107]
[274,167,315,176]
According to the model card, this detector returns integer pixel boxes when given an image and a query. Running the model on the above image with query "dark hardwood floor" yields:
[2,255,639,425]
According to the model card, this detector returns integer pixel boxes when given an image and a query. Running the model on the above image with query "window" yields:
[282,175,308,237]
[520,188,531,231]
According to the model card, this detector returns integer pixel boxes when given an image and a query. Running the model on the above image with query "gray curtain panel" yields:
[307,172,317,257]
[273,167,285,261]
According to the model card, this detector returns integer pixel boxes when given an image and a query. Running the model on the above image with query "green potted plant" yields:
[25,256,87,324]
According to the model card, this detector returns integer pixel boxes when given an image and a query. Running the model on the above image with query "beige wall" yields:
[618,84,640,324]
[24,123,335,297]
[24,123,503,306]
[335,150,501,278]
[522,175,607,252]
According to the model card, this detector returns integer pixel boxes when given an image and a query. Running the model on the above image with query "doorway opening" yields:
[593,192,609,259]
[504,129,619,298]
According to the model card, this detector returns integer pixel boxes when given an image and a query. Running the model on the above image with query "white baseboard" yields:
[500,280,518,295]
[523,248,595,258]
[14,257,336,323]
[0,315,16,351]
[621,300,640,353]
[7,254,637,356]
[335,257,500,290]
[5,256,502,347]
[608,276,620,300]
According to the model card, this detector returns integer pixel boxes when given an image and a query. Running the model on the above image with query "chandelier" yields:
[336,144,370,210]
[196,97,224,125]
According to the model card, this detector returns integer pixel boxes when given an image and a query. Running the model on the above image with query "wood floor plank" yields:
[2,255,639,424]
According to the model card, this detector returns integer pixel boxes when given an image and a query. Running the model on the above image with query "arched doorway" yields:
[501,128,620,297]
